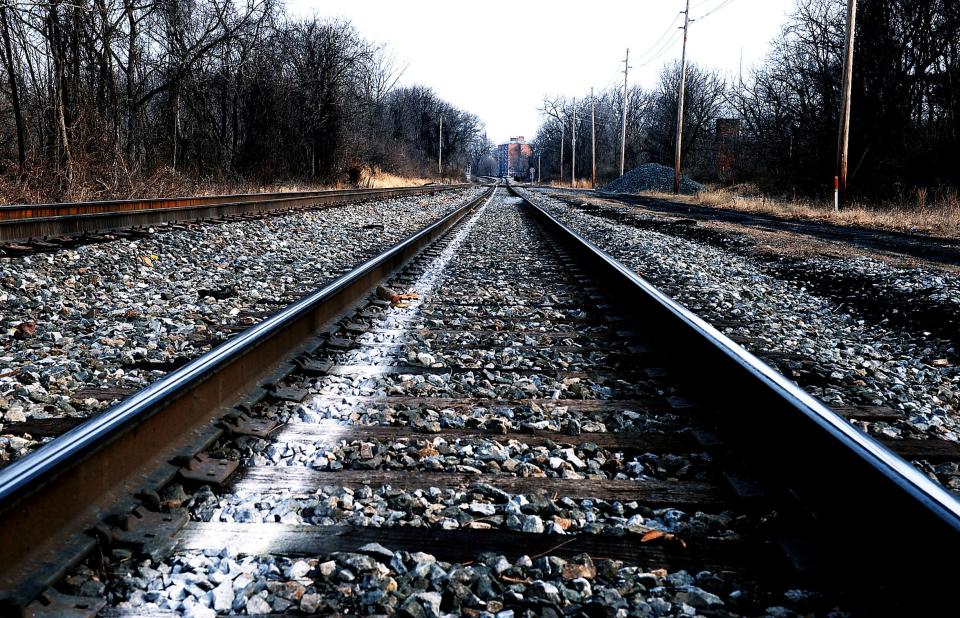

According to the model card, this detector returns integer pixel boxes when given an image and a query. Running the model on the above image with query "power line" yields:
[632,12,683,65]
[636,29,683,68]
[690,0,718,10]
[694,0,736,21]
[635,0,735,72]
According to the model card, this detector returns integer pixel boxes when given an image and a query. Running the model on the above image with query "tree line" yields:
[0,0,489,201]
[534,0,960,199]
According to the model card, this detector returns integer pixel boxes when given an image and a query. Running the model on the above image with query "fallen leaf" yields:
[140,256,153,267]
[417,445,439,458]
[14,321,36,338]
[640,530,687,548]
[932,359,950,367]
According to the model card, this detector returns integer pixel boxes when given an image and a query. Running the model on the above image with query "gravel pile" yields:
[525,189,960,466]
[601,163,703,195]
[0,188,482,461]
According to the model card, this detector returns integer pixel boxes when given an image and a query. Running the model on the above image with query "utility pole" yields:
[438,116,443,178]
[560,123,565,184]
[591,87,597,187]
[538,154,541,183]
[620,48,630,177]
[571,97,577,186]
[673,0,691,195]
[836,0,857,207]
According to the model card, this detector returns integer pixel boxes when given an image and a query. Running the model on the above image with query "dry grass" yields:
[347,169,435,189]
[0,165,443,205]
[638,184,960,239]
[543,179,598,190]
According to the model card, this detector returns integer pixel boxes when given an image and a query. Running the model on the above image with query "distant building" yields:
[497,136,533,178]
[715,119,741,183]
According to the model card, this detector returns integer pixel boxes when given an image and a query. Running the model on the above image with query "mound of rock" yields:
[601,163,703,195]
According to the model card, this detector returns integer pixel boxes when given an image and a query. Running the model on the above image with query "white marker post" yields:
[834,176,839,212]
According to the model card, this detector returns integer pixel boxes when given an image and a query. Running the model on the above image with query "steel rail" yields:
[0,185,496,607]
[510,184,960,587]
[0,184,469,242]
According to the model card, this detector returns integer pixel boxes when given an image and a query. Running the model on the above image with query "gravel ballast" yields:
[70,545,827,617]
[56,190,847,616]
[0,188,483,461]
[524,189,960,476]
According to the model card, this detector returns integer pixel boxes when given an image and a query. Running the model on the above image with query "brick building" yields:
[497,136,533,178]
[715,119,741,183]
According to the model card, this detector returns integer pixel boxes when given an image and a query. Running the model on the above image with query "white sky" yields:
[286,0,796,144]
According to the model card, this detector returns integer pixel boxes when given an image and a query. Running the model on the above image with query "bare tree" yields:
[646,61,727,172]
[0,2,487,201]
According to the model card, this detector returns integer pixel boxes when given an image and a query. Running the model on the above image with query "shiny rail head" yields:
[507,182,960,533]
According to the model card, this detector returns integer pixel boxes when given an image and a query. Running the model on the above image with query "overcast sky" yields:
[287,0,796,144]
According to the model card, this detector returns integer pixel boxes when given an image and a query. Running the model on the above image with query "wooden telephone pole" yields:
[559,123,564,184]
[571,97,577,186]
[438,116,443,177]
[836,0,857,207]
[591,87,597,187]
[620,49,630,177]
[673,0,691,195]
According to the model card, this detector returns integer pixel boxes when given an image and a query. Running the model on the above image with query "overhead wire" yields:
[631,11,683,65]
[636,29,683,68]
[542,0,738,132]
[635,0,738,70]
[689,0,717,11]
[694,0,736,21]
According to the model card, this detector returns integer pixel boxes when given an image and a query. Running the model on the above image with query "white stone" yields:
[522,515,545,533]
[246,594,272,614]
[210,579,234,612]
[286,560,311,579]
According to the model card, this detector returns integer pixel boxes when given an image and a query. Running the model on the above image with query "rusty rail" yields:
[0,184,469,242]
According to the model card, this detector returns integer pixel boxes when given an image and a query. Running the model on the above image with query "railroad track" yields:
[1,182,958,615]
[0,184,468,248]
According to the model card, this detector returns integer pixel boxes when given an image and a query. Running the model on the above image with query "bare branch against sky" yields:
[287,0,794,142]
